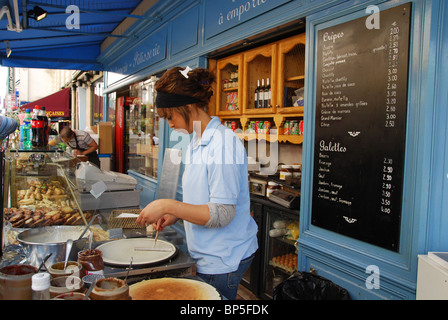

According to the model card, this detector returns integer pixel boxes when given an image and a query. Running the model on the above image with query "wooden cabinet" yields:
[216,54,243,116]
[243,43,277,114]
[215,33,305,144]
[277,33,306,114]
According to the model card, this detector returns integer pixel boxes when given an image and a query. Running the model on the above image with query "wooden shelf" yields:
[217,109,241,116]
[236,133,303,144]
[285,75,305,82]
[243,107,275,115]
[277,106,304,115]
[223,87,238,92]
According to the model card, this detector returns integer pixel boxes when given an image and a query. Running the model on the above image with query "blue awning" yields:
[0,0,152,70]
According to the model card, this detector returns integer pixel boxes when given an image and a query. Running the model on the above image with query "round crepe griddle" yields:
[96,238,177,266]
[129,277,221,300]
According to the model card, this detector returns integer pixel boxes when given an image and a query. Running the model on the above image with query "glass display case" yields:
[261,205,299,299]
[2,148,94,228]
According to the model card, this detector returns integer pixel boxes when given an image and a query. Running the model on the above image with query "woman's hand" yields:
[137,199,179,230]
[137,199,170,225]
[154,214,178,230]
[137,199,210,227]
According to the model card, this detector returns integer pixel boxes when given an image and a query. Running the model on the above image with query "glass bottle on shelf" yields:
[233,70,238,88]
[260,79,266,108]
[254,80,261,109]
[265,78,271,108]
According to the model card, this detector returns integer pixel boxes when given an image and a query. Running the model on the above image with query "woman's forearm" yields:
[154,199,210,226]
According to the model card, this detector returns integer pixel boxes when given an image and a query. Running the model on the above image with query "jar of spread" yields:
[89,277,131,300]
[291,164,301,178]
[77,249,104,276]
[279,165,292,180]
[266,182,280,198]
[54,292,88,300]
[49,275,84,299]
[0,264,36,300]
[48,261,84,279]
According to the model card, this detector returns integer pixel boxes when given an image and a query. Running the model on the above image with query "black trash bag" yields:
[273,271,350,300]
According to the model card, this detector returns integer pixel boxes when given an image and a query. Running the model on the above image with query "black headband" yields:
[155,91,203,108]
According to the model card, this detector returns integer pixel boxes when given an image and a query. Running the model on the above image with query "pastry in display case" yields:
[3,149,93,228]
[4,178,93,228]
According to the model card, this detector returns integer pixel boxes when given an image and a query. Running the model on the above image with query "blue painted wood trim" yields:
[101,0,350,93]
[423,0,448,252]
[299,0,447,299]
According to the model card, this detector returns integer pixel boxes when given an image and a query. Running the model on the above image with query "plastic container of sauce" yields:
[77,249,104,276]
[89,277,131,300]
[0,264,36,300]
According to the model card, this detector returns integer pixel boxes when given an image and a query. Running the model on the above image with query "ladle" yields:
[64,239,73,270]
[78,214,100,240]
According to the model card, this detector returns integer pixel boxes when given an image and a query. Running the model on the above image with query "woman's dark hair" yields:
[155,67,215,122]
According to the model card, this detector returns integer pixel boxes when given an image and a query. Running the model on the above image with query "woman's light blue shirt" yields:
[182,117,258,274]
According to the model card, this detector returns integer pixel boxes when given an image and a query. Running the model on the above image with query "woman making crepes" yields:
[136,67,258,300]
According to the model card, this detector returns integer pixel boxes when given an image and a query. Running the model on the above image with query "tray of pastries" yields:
[5,177,91,228]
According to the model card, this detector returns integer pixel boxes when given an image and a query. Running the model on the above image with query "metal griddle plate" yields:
[96,238,177,266]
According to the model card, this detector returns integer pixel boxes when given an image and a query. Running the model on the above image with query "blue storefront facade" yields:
[98,0,448,300]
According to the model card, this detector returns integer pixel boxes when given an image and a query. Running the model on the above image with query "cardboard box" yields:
[97,122,114,154]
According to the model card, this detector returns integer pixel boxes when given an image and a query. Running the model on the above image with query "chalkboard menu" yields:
[311,3,411,251]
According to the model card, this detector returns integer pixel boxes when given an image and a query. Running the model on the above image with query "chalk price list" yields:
[380,22,402,215]
[381,158,394,215]
[385,22,400,128]
[312,3,410,250]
